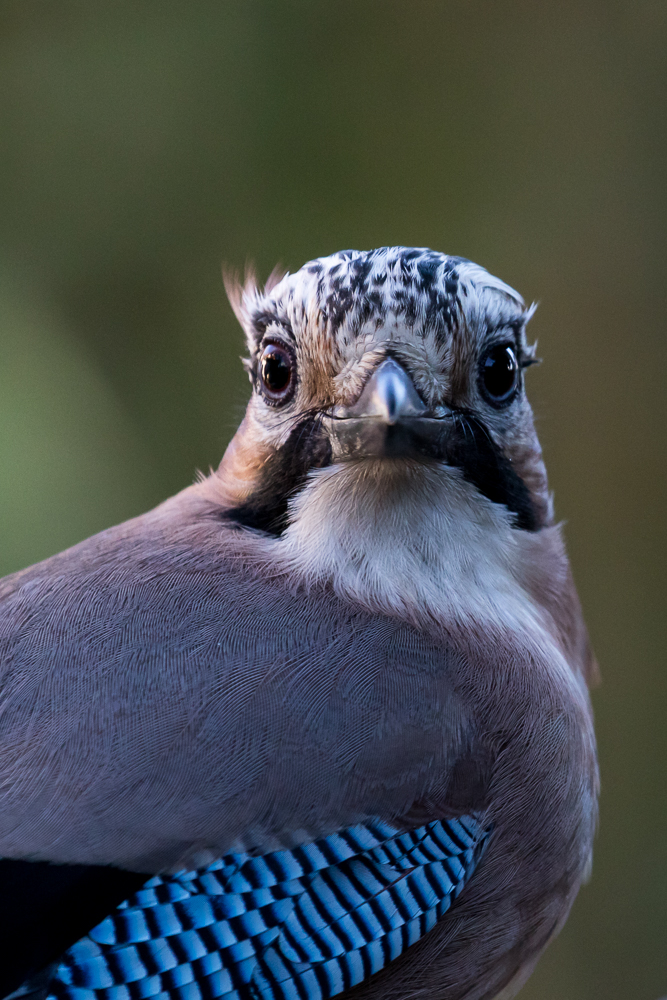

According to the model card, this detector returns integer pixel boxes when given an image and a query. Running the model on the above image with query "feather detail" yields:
[46,817,489,1000]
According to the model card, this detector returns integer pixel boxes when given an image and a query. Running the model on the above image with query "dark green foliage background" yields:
[0,3,665,997]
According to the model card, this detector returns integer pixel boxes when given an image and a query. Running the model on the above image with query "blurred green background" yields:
[0,2,665,997]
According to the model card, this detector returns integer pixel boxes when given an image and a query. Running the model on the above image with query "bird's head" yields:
[204,245,593,681]
[216,247,549,540]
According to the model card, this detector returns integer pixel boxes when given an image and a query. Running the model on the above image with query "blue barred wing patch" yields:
[47,816,488,1000]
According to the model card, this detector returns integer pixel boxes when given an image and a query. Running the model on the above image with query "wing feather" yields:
[48,818,489,1000]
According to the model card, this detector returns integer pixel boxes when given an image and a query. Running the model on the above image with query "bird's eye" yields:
[479,344,519,406]
[259,342,295,403]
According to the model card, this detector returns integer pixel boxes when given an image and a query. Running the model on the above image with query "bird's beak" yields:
[324,357,450,461]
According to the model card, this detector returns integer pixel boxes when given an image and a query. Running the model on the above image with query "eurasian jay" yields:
[0,247,598,1000]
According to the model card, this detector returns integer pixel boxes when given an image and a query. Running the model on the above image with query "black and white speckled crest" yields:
[227,247,537,415]
[234,247,530,343]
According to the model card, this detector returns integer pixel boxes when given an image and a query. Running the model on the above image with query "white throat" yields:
[268,460,542,631]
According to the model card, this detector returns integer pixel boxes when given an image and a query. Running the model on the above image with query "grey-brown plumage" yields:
[0,247,598,1000]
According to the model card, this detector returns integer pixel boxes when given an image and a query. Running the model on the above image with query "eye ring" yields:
[479,344,520,407]
[258,341,296,405]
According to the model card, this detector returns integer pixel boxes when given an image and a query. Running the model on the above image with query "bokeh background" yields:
[0,2,665,997]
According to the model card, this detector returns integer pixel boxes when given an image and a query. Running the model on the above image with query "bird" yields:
[0,247,598,1000]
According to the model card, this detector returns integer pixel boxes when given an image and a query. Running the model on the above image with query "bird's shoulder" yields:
[0,484,484,874]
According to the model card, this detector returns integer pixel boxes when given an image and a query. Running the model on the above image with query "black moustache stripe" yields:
[224,413,541,536]
[439,413,542,532]
[225,416,333,536]
[332,414,541,531]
